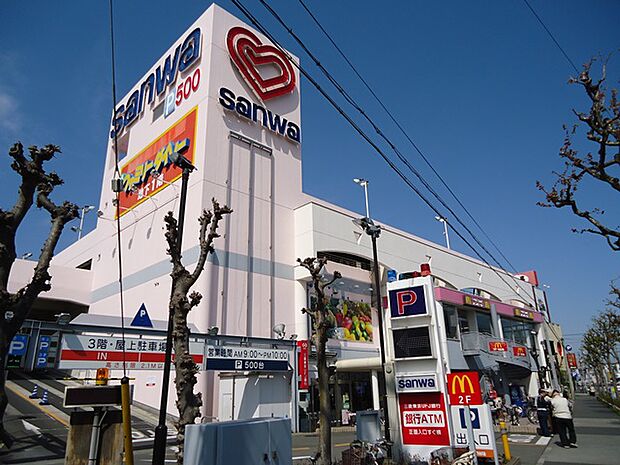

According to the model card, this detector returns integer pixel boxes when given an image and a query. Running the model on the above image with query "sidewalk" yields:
[536,393,620,465]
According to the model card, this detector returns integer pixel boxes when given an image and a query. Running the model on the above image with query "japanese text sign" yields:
[297,340,309,389]
[59,334,204,370]
[398,392,450,446]
[447,371,482,405]
[117,107,197,217]
[450,404,497,459]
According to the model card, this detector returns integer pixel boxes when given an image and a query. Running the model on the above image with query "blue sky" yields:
[1,1,618,346]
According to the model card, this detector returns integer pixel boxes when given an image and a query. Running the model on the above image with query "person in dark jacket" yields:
[535,388,552,437]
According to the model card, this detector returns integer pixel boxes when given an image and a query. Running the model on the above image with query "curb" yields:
[597,396,620,415]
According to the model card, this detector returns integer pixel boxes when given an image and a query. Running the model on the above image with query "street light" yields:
[353,178,370,218]
[434,216,450,249]
[71,205,96,240]
[153,145,196,465]
[352,214,391,446]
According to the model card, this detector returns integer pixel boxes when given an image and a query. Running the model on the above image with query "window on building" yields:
[443,305,459,339]
[458,309,470,334]
[476,312,493,335]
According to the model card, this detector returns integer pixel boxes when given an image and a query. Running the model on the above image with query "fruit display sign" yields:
[309,279,374,343]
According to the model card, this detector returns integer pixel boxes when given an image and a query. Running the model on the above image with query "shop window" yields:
[458,309,470,333]
[476,312,493,336]
[443,305,459,339]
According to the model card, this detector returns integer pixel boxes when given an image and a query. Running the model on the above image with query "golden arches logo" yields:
[450,374,475,394]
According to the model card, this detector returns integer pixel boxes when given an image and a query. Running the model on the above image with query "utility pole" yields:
[152,146,196,465]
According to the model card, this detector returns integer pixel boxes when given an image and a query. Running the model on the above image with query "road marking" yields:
[293,456,313,461]
[334,442,349,447]
[535,436,551,446]
[508,434,535,443]
[293,447,310,451]
[22,420,42,436]
[6,382,69,428]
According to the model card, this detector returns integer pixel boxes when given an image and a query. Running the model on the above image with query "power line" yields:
[522,0,580,74]
[250,0,533,296]
[297,0,518,274]
[108,0,128,376]
[230,0,533,298]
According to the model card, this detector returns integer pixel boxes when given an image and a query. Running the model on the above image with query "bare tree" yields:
[298,257,341,465]
[163,198,231,465]
[537,58,620,251]
[581,305,620,392]
[0,142,78,447]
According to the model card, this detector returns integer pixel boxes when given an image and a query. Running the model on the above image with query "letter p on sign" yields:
[447,371,482,406]
[396,290,417,315]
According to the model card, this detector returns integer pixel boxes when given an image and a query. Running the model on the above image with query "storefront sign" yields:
[399,392,450,446]
[297,340,309,390]
[110,27,201,139]
[227,26,296,101]
[59,334,204,370]
[567,353,578,369]
[450,404,498,459]
[396,374,438,393]
[513,308,534,320]
[9,334,29,356]
[118,107,197,216]
[389,286,427,318]
[463,294,491,310]
[488,341,508,352]
[219,87,300,143]
[512,346,527,357]
[205,345,289,372]
[447,371,482,405]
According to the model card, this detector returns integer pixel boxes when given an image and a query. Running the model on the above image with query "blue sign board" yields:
[36,335,51,368]
[9,334,29,356]
[131,303,154,328]
[459,407,480,429]
[387,270,397,283]
[389,286,427,318]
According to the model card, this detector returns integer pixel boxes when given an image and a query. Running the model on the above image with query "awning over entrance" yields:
[335,357,381,372]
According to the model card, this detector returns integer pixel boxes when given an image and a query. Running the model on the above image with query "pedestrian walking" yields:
[547,389,577,448]
[535,388,552,437]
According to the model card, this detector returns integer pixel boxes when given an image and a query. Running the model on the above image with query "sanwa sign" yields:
[395,373,438,393]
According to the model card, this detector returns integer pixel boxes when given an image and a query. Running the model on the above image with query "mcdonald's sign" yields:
[447,371,482,405]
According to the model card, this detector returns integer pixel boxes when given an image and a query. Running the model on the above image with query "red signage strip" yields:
[488,341,508,352]
[60,349,204,364]
[297,340,309,390]
[447,371,482,406]
[399,392,450,446]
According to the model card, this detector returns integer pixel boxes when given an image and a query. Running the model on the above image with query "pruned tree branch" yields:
[296,256,341,465]
[164,198,231,465]
[0,142,78,448]
[537,57,620,251]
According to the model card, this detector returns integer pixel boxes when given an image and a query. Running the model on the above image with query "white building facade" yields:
[12,3,554,436]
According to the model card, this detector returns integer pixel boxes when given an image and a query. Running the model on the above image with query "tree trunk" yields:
[0,335,13,448]
[172,290,202,465]
[316,327,331,465]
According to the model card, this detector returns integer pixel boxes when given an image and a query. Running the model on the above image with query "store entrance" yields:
[307,371,373,429]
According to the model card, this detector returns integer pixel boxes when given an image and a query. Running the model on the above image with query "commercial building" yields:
[8,4,559,435]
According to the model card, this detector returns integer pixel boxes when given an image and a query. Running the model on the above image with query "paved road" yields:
[536,393,620,465]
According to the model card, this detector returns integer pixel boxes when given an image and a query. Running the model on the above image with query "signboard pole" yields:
[486,404,500,465]
[464,405,479,465]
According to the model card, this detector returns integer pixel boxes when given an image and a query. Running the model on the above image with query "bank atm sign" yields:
[396,374,438,393]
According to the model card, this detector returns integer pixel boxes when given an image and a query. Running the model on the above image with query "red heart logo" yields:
[227,26,296,101]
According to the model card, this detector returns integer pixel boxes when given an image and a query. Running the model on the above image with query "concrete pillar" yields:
[371,369,380,411]
[294,280,310,339]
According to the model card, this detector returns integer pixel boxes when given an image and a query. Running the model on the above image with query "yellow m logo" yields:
[451,374,475,394]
